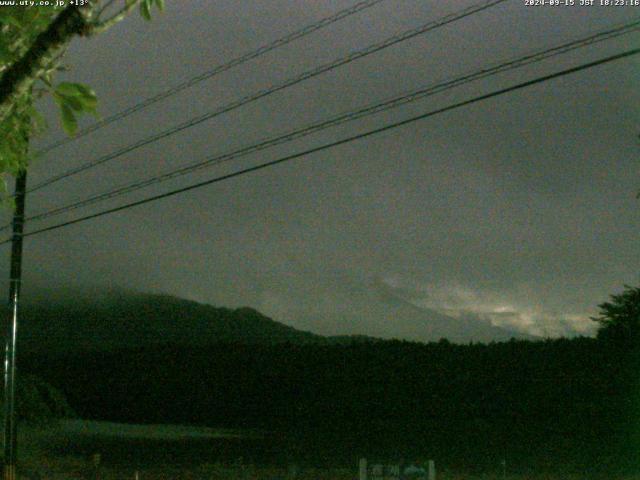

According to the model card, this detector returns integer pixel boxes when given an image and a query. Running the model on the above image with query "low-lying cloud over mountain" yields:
[259,276,535,343]
[19,288,530,354]
[376,276,596,337]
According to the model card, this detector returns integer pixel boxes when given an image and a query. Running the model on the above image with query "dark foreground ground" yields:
[10,420,638,480]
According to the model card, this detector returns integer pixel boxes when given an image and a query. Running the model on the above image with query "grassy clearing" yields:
[13,422,639,479]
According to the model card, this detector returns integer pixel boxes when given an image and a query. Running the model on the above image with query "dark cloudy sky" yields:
[3,0,639,341]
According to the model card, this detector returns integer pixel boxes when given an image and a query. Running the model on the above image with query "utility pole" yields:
[3,170,27,480]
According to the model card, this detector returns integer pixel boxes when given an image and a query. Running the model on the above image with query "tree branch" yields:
[0,5,92,123]
[0,0,142,124]
[96,0,118,19]
[90,0,142,35]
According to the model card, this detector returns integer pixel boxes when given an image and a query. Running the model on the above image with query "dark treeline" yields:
[23,335,639,475]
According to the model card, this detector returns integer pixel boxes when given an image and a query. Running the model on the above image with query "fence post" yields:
[427,460,435,480]
[359,458,367,480]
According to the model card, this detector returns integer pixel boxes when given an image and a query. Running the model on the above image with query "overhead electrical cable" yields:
[28,0,508,194]
[36,0,388,155]
[13,19,640,229]
[3,47,636,244]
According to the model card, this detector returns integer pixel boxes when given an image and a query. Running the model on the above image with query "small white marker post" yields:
[427,459,436,480]
[359,458,367,480]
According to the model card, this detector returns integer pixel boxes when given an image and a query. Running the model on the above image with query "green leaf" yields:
[55,82,97,112]
[40,72,53,88]
[52,91,63,105]
[73,83,96,99]
[0,39,13,62]
[56,82,84,97]
[82,96,98,112]
[77,88,97,110]
[27,106,47,135]
[63,96,85,112]
[60,104,78,136]
[140,0,152,20]
[0,13,23,29]
[154,0,165,11]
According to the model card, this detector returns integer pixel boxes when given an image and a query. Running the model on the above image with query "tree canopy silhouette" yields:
[592,284,640,345]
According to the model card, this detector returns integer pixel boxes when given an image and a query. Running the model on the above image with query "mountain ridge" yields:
[19,290,527,354]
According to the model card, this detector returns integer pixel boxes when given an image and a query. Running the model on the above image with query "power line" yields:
[21,20,640,225]
[4,47,637,245]
[35,0,388,156]
[15,19,640,228]
[27,0,508,194]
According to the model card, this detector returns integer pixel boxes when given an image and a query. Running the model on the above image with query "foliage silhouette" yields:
[592,284,640,346]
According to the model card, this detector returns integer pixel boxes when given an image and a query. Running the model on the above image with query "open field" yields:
[15,459,640,480]
[54,419,265,441]
[14,420,638,480]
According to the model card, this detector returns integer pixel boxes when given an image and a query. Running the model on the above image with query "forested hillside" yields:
[24,336,638,474]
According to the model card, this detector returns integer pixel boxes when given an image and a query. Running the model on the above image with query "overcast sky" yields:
[3,0,639,341]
